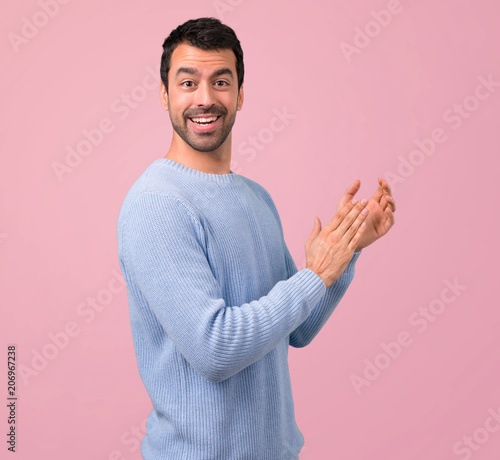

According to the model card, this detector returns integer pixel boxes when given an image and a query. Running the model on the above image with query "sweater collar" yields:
[154,158,239,184]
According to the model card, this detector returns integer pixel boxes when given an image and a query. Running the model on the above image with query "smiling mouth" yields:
[189,116,220,126]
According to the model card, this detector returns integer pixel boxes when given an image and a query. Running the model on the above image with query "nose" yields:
[194,80,216,108]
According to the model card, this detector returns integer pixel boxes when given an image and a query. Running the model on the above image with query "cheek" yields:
[219,95,238,113]
[169,93,190,115]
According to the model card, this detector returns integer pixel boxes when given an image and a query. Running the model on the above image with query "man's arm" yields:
[257,187,363,348]
[261,177,395,348]
[121,192,327,383]
[285,242,361,348]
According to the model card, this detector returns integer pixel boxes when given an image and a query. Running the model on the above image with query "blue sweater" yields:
[117,158,361,459]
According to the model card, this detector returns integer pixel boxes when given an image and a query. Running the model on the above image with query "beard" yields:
[169,101,237,153]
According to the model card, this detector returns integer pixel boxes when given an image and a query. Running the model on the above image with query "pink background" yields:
[2,1,499,459]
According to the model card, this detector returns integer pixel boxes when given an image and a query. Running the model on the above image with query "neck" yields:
[165,134,232,175]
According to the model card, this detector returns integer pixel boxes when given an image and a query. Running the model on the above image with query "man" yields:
[117,17,395,460]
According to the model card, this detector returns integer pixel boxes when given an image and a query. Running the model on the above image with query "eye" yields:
[215,80,229,87]
[181,81,194,87]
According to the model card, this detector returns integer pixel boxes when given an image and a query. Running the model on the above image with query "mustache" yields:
[185,107,226,118]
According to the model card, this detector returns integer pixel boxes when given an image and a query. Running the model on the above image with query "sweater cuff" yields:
[351,249,362,264]
[289,268,327,307]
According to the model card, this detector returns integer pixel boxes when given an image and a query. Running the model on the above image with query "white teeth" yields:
[191,116,218,123]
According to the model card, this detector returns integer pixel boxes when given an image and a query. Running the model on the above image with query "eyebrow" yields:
[175,67,234,80]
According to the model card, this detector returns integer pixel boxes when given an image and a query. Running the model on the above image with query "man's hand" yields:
[337,178,396,251]
[305,199,369,289]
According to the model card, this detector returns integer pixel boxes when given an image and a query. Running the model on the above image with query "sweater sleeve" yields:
[286,242,362,348]
[121,192,326,383]
[256,186,362,348]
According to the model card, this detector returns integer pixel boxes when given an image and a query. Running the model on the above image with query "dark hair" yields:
[160,17,244,95]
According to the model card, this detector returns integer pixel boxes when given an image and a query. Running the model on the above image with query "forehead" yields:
[170,42,236,75]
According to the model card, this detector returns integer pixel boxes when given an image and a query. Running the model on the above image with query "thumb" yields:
[306,216,322,247]
[338,179,361,211]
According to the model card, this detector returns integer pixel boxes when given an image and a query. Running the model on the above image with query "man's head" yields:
[160,17,244,95]
[160,17,244,153]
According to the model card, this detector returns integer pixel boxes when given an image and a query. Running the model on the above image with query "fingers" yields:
[325,198,356,232]
[380,193,396,213]
[325,197,365,233]
[384,206,395,230]
[347,213,368,251]
[336,199,369,238]
[378,177,396,213]
[377,201,396,237]
[337,179,361,211]
[343,204,369,248]
[325,177,394,237]
[344,179,361,197]
[371,182,384,203]
[379,178,392,198]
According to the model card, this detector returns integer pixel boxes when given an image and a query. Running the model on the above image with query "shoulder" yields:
[120,190,199,232]
[117,190,205,267]
[117,189,201,253]
[238,175,275,204]
[238,175,283,230]
[118,161,199,229]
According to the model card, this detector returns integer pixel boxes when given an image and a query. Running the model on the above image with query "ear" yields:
[236,83,244,111]
[160,81,168,111]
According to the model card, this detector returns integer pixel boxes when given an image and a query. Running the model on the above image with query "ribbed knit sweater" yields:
[116,158,361,460]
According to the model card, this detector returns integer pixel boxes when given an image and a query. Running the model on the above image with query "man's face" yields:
[161,42,244,153]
